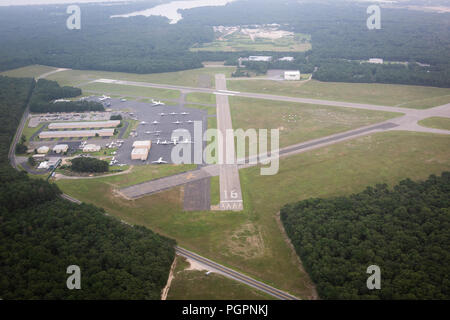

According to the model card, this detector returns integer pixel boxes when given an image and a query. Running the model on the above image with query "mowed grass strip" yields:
[186,93,216,105]
[1,64,58,79]
[418,117,450,131]
[227,79,450,109]
[167,257,274,300]
[229,96,401,151]
[56,131,450,299]
[80,82,180,101]
[44,66,236,87]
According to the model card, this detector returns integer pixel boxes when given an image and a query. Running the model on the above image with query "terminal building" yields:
[131,140,152,161]
[39,129,115,139]
[48,120,120,130]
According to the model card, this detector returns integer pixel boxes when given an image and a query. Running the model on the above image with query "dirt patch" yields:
[225,222,265,259]
[275,211,319,300]
[161,257,177,300]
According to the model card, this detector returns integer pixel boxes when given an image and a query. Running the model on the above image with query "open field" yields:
[57,163,196,189]
[122,119,139,139]
[229,96,401,151]
[191,32,311,52]
[56,130,450,299]
[418,117,450,131]
[210,176,220,206]
[167,256,273,300]
[80,82,181,101]
[228,79,450,108]
[186,92,217,105]
[1,65,57,79]
[45,67,236,88]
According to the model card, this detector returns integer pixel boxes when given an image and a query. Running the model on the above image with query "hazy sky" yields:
[0,0,140,6]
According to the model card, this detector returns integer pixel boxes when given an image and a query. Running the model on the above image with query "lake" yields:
[111,0,236,24]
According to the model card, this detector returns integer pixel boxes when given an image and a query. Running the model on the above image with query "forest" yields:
[281,173,450,299]
[1,0,449,87]
[71,157,109,173]
[30,79,104,113]
[0,76,176,299]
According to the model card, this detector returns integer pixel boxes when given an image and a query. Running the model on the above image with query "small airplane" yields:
[158,113,167,116]
[169,112,178,116]
[180,139,194,144]
[172,120,183,125]
[161,140,171,145]
[120,98,127,102]
[144,131,152,134]
[152,157,168,164]
[140,121,148,125]
[151,99,165,106]
[151,121,160,125]
[180,112,189,115]
[98,95,110,101]
[186,120,195,124]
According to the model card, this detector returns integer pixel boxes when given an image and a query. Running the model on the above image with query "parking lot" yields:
[92,97,208,165]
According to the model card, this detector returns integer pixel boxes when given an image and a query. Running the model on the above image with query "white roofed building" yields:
[132,140,152,149]
[37,146,50,154]
[53,144,69,154]
[131,148,149,161]
[284,70,301,81]
[83,144,101,153]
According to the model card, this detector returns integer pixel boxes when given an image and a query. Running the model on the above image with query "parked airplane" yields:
[180,139,194,144]
[98,95,111,101]
[169,112,178,116]
[152,121,160,125]
[152,157,168,164]
[158,113,167,116]
[186,120,195,124]
[120,98,127,102]
[180,112,189,115]
[172,120,183,125]
[152,99,165,106]
[140,121,148,125]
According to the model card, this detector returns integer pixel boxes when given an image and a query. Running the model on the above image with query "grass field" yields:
[227,79,450,108]
[55,130,450,299]
[22,119,45,142]
[418,117,450,131]
[80,82,181,101]
[190,33,311,52]
[167,256,273,300]
[122,119,139,139]
[1,65,57,79]
[44,66,236,88]
[186,92,216,105]
[229,96,401,152]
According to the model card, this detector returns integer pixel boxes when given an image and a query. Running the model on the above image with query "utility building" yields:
[53,144,69,154]
[131,140,152,161]
[284,70,301,81]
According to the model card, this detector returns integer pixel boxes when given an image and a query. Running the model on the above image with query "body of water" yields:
[111,0,236,24]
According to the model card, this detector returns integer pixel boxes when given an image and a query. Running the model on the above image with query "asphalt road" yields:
[175,246,299,300]
[183,177,211,211]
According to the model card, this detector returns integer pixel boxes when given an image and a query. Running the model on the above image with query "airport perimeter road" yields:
[119,166,219,199]
[175,246,299,300]
[216,74,243,211]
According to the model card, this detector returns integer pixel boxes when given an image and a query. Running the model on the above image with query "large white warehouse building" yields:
[39,129,115,139]
[48,120,120,130]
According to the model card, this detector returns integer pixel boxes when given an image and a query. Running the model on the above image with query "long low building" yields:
[48,120,120,130]
[39,129,115,139]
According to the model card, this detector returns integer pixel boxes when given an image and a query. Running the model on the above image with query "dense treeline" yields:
[281,173,450,299]
[30,79,103,113]
[0,76,176,299]
[71,157,109,173]
[183,0,450,87]
[0,1,449,87]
